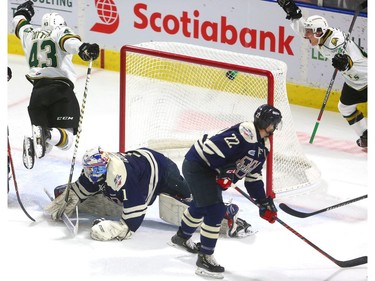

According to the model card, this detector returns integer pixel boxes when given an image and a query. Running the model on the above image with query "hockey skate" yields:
[23,136,35,169]
[32,125,51,158]
[169,229,200,253]
[195,253,225,279]
[356,130,367,148]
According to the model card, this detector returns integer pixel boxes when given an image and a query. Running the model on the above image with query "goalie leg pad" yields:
[159,193,190,226]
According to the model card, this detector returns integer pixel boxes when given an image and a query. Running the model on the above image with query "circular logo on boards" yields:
[90,0,120,34]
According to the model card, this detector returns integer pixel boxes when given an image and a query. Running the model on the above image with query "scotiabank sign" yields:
[133,3,295,55]
[86,0,366,90]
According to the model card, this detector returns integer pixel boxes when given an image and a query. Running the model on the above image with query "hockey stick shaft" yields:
[58,59,93,218]
[309,0,367,144]
[7,128,35,222]
[279,194,367,218]
[234,186,367,267]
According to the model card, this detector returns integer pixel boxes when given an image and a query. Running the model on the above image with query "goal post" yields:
[119,42,320,197]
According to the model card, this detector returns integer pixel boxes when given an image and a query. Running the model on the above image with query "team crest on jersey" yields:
[113,174,122,188]
[330,37,339,46]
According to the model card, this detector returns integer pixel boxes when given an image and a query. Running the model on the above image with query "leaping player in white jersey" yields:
[277,0,368,148]
[12,1,100,169]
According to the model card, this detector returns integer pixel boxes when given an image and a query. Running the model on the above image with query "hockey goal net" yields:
[119,42,320,197]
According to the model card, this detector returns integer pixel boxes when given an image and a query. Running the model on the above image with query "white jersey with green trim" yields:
[12,15,83,84]
[291,17,367,91]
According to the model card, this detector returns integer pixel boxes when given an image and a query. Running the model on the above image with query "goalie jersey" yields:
[73,148,177,232]
[185,121,269,200]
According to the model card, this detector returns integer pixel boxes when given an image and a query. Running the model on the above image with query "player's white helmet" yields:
[41,12,66,31]
[83,147,110,183]
[303,15,329,38]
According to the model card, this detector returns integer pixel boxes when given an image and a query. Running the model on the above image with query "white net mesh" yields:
[120,42,320,195]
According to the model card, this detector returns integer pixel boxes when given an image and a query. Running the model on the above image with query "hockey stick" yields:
[309,0,367,144]
[7,127,36,222]
[234,186,367,267]
[57,59,93,219]
[279,194,367,218]
[44,188,79,236]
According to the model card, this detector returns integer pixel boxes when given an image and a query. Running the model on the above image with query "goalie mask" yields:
[83,147,110,183]
[303,15,328,39]
[254,104,282,133]
[41,12,67,31]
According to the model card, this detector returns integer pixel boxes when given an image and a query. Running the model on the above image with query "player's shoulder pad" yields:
[105,153,127,191]
[326,28,345,49]
[239,122,258,144]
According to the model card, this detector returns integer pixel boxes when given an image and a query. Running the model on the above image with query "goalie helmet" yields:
[254,104,282,131]
[41,12,66,31]
[83,147,110,183]
[303,15,328,38]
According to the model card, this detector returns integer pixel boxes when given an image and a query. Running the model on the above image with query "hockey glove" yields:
[277,0,302,20]
[91,218,133,241]
[14,1,34,21]
[332,54,352,71]
[257,197,277,224]
[79,43,100,61]
[216,164,236,190]
[44,185,80,220]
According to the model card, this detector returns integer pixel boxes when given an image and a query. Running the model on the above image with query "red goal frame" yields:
[119,44,276,197]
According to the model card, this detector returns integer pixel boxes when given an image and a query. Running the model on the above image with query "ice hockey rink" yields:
[6,54,369,281]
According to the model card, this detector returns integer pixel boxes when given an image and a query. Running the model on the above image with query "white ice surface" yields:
[6,54,370,281]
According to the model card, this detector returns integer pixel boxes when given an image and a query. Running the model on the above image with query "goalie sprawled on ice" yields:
[45,147,254,241]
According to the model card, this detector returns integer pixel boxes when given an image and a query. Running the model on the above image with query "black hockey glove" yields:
[332,54,352,71]
[257,197,277,224]
[79,43,100,61]
[7,67,12,82]
[277,0,302,20]
[216,164,236,190]
[14,0,34,22]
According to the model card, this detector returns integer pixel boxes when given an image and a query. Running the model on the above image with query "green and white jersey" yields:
[13,15,83,84]
[291,18,367,91]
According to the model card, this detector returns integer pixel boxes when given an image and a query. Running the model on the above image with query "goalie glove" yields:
[216,164,236,190]
[91,218,133,241]
[44,185,80,220]
[332,54,353,71]
[14,1,35,22]
[257,197,277,224]
[277,0,302,20]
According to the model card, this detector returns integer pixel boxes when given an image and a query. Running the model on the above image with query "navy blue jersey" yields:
[74,148,176,232]
[185,121,270,199]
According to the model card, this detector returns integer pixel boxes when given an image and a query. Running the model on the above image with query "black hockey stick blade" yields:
[279,194,368,218]
[44,188,79,236]
[233,186,367,268]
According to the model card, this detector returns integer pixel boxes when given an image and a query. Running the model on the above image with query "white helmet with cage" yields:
[303,15,329,38]
[41,12,67,31]
[82,147,110,183]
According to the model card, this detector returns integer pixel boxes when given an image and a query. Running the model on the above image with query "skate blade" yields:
[228,227,258,238]
[195,267,224,279]
[167,241,199,254]
[32,125,45,158]
[23,136,35,169]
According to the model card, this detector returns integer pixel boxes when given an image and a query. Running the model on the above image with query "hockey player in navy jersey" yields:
[170,104,282,278]
[45,147,252,241]
[277,0,367,148]
[12,1,100,169]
